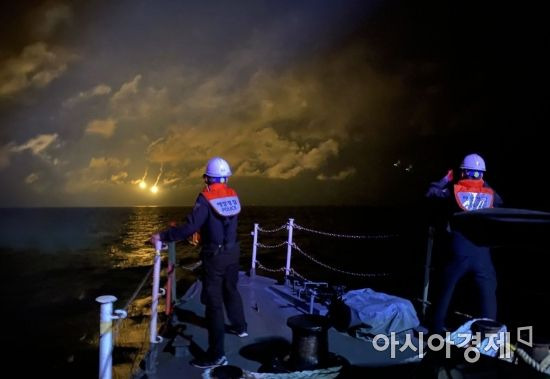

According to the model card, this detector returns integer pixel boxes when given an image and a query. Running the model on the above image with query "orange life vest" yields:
[453,179,494,211]
[201,183,241,217]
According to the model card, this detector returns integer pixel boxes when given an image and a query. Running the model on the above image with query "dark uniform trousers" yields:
[432,231,497,332]
[201,247,247,359]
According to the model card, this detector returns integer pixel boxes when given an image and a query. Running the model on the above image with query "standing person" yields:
[151,157,247,369]
[425,153,503,334]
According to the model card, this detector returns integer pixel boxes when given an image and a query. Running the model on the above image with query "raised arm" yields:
[426,169,454,199]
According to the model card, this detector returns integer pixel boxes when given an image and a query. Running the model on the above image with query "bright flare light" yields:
[150,185,159,194]
[139,180,147,189]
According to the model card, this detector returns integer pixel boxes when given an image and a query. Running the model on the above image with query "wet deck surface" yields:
[140,272,422,378]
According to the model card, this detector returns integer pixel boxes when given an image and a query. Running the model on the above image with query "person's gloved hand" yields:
[443,169,454,183]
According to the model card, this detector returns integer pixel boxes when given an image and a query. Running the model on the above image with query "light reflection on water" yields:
[0,206,194,377]
[109,207,170,268]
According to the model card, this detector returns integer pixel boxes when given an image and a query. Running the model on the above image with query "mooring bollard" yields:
[286,314,330,371]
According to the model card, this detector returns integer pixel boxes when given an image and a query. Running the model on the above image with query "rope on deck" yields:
[515,347,550,374]
[203,366,342,379]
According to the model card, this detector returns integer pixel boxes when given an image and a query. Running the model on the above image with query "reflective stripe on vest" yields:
[201,184,241,217]
[454,179,494,211]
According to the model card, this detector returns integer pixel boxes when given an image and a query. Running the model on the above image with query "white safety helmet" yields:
[204,157,232,178]
[460,153,486,172]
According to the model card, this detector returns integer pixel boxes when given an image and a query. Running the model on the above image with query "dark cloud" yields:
[0,0,548,208]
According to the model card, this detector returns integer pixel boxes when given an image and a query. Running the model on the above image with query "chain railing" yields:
[291,242,389,278]
[251,218,392,280]
[255,260,286,273]
[293,222,397,239]
[257,224,288,233]
[254,259,310,281]
[257,241,288,249]
[251,219,483,325]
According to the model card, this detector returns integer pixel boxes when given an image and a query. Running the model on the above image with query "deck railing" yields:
[95,240,175,379]
[250,218,394,282]
[96,218,397,378]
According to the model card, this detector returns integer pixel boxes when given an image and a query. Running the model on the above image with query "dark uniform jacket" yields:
[160,184,240,256]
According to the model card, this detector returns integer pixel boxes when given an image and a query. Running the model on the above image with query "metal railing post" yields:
[96,295,127,379]
[146,242,164,373]
[285,218,294,284]
[422,226,435,318]
[169,242,177,301]
[165,241,176,315]
[251,223,259,276]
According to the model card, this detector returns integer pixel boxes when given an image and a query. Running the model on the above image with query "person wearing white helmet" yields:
[425,153,503,334]
[459,153,486,181]
[204,156,232,183]
[151,157,247,368]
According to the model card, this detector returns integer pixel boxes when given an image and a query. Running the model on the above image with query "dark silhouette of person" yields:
[426,153,503,333]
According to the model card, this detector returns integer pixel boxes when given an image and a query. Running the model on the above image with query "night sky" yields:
[1,1,548,208]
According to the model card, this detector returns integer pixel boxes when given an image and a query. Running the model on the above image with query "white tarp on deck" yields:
[342,288,420,336]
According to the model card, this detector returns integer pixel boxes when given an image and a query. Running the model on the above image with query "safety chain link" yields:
[291,242,390,278]
[293,223,397,240]
[257,224,288,233]
[255,260,286,273]
[256,262,311,283]
[289,268,311,282]
[257,241,288,249]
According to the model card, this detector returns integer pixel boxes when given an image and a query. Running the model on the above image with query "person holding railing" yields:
[151,156,247,369]
[425,153,503,335]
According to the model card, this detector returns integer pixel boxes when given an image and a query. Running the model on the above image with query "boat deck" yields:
[137,272,422,378]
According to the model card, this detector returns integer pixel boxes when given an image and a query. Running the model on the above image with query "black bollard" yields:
[210,365,244,379]
[470,319,503,341]
[286,314,330,371]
